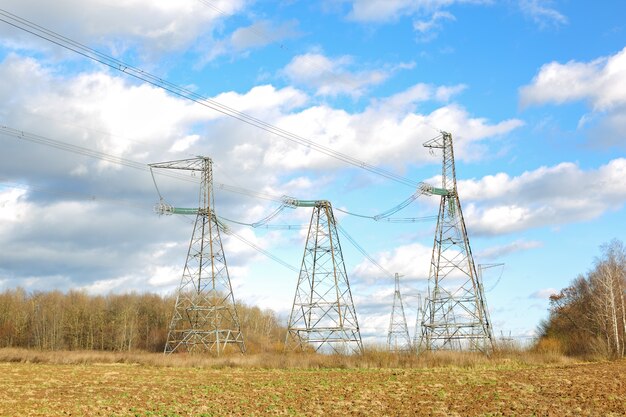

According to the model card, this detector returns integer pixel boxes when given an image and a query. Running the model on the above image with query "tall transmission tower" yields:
[285,200,363,354]
[387,273,412,353]
[419,132,494,352]
[150,157,246,355]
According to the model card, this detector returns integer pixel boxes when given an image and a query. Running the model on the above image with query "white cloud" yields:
[340,0,491,48]
[478,239,543,260]
[0,0,250,56]
[265,101,522,171]
[458,158,626,235]
[0,188,27,222]
[346,0,487,23]
[168,135,200,153]
[230,20,300,50]
[352,242,432,282]
[520,47,626,149]
[413,11,456,42]
[282,53,391,97]
[520,47,626,111]
[373,83,466,111]
[518,0,568,29]
[201,19,301,63]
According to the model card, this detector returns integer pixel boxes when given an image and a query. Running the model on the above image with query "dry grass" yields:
[0,345,575,370]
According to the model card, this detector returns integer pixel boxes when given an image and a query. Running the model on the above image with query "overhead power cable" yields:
[334,188,437,223]
[376,215,438,223]
[336,223,395,279]
[0,9,426,188]
[0,124,286,203]
[220,227,299,273]
[3,124,436,228]
[0,180,152,213]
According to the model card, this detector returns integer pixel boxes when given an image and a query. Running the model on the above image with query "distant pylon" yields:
[419,132,494,352]
[412,292,423,348]
[286,200,363,354]
[150,157,245,355]
[387,273,412,352]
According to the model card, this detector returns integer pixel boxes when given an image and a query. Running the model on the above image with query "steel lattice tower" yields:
[150,157,246,355]
[419,132,494,352]
[387,273,412,352]
[286,200,363,354]
[412,292,424,348]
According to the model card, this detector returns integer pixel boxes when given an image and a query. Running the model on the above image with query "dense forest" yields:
[538,239,626,358]
[0,290,284,353]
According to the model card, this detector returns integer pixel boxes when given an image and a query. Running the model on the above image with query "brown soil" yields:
[0,360,624,416]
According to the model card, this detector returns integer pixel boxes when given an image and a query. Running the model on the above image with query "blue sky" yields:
[0,0,625,344]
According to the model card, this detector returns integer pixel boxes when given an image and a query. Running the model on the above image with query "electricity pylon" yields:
[412,292,424,348]
[150,157,245,355]
[285,199,363,354]
[387,273,412,353]
[419,132,494,352]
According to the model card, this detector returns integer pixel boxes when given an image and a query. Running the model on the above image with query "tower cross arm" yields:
[148,156,209,171]
[422,131,451,149]
[419,183,451,197]
[283,198,331,208]
[154,202,201,216]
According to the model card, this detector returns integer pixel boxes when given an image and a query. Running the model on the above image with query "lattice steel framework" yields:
[150,157,246,355]
[412,292,424,348]
[419,132,494,352]
[387,273,412,352]
[286,200,363,354]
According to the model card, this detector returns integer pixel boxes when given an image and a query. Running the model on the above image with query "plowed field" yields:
[0,360,624,416]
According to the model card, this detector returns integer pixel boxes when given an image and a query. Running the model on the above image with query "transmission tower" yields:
[150,157,246,355]
[412,292,424,348]
[387,273,412,352]
[285,200,363,354]
[419,132,494,352]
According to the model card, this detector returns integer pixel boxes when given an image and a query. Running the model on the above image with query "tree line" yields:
[538,239,626,358]
[0,290,285,353]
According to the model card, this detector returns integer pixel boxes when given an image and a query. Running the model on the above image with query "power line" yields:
[0,8,427,188]
[2,124,437,231]
[0,124,286,203]
[0,180,152,213]
[218,222,300,273]
[336,223,394,279]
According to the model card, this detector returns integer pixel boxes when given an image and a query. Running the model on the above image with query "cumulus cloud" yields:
[520,47,626,149]
[281,53,392,97]
[520,47,626,111]
[0,0,250,57]
[457,158,626,235]
[352,242,432,283]
[202,19,301,63]
[265,102,522,171]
